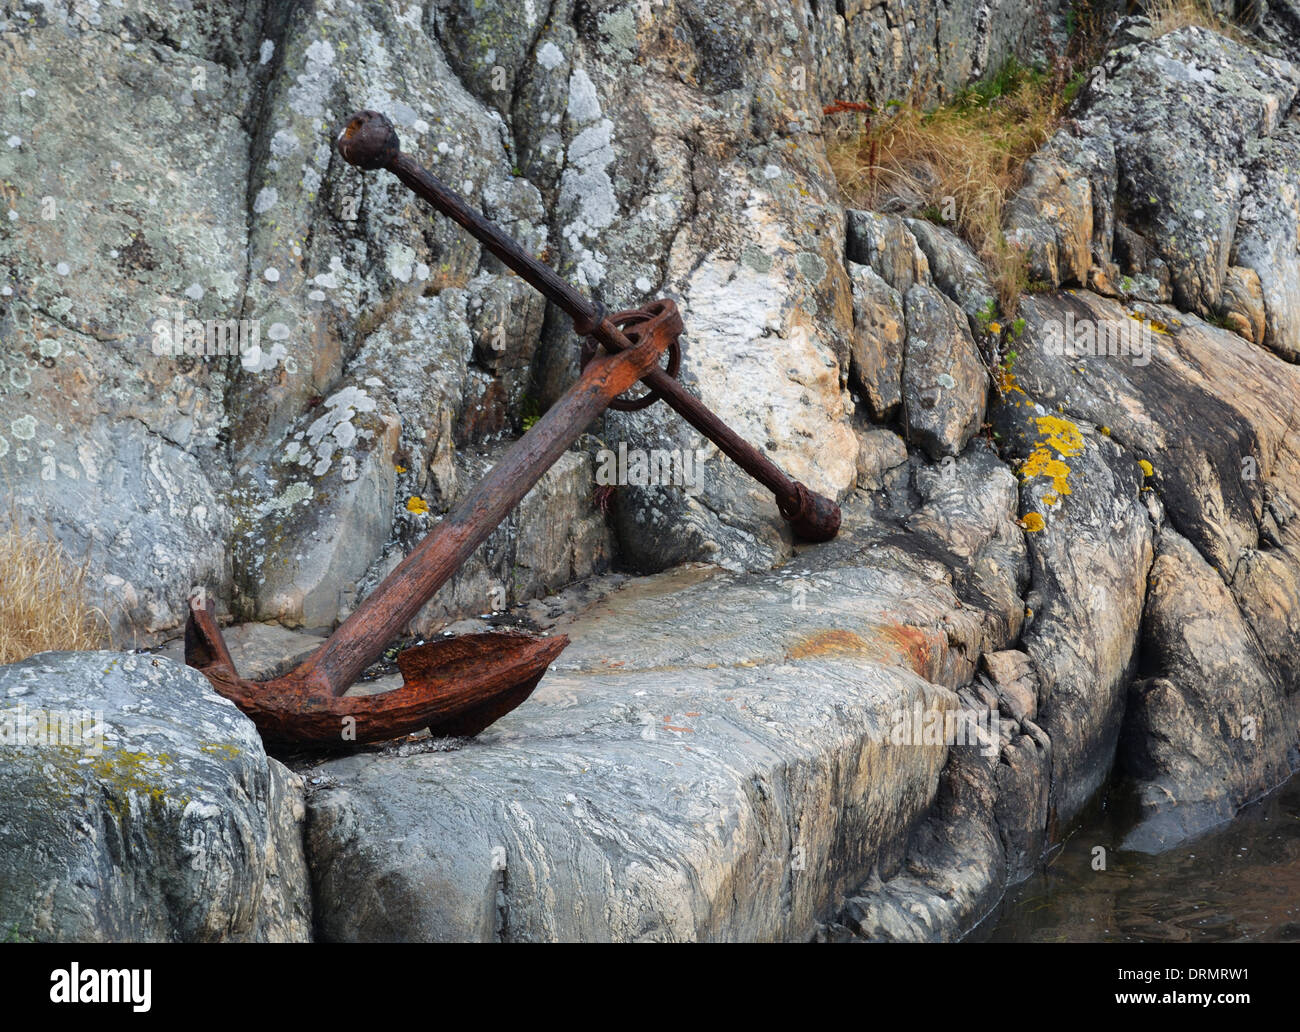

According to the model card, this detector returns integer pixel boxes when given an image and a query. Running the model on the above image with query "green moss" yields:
[5,921,32,943]
[199,743,242,760]
[953,57,1046,110]
[86,749,189,817]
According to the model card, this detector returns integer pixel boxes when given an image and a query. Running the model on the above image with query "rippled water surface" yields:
[981,775,1300,942]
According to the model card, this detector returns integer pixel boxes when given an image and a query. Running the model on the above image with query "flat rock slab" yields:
[304,552,977,942]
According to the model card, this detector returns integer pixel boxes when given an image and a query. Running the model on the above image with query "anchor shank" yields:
[293,325,671,695]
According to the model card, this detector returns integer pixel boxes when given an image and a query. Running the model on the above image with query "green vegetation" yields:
[520,394,542,431]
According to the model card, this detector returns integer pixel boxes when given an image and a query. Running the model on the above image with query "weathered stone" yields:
[994,720,1052,882]
[1120,529,1300,851]
[845,210,930,294]
[847,261,906,419]
[835,703,1014,942]
[981,649,1038,722]
[1217,265,1268,344]
[351,448,613,638]
[0,651,310,942]
[904,219,999,334]
[156,621,326,681]
[305,539,982,942]
[904,443,1029,648]
[9,0,1300,948]
[1005,143,1091,288]
[812,0,1054,122]
[991,341,1154,828]
[0,14,249,643]
[233,385,402,632]
[592,156,860,574]
[993,286,1300,833]
[901,284,988,459]
[0,0,1064,651]
[1232,122,1300,359]
[855,426,909,492]
[1072,26,1300,316]
[1004,120,1117,290]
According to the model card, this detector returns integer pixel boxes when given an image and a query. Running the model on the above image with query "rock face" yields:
[845,214,989,457]
[847,261,906,420]
[0,0,1064,639]
[1121,529,1300,852]
[1012,23,1300,354]
[828,19,1300,938]
[1004,123,1117,293]
[900,284,987,458]
[997,204,1300,849]
[0,651,310,942]
[5,0,1300,945]
[1083,26,1300,320]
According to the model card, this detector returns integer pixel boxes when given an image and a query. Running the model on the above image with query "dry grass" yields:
[0,518,110,665]
[828,5,1112,316]
[829,69,1061,315]
[1147,0,1252,41]
[829,2,1256,317]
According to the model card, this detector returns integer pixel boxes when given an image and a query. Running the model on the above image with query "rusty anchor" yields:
[183,109,841,750]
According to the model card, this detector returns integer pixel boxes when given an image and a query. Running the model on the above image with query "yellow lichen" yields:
[1017,414,1085,522]
[88,750,183,816]
[199,743,241,760]
[405,496,430,515]
[997,367,1026,397]
[1034,414,1084,456]
[1139,459,1154,477]
[1127,310,1173,335]
[1021,451,1073,495]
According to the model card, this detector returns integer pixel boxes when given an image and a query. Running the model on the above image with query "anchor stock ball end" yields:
[780,481,842,544]
[336,109,400,170]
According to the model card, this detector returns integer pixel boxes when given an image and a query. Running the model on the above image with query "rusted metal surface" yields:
[336,109,842,543]
[185,310,673,749]
[187,603,567,747]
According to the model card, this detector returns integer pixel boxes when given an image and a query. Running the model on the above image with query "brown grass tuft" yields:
[828,4,1112,316]
[1147,0,1252,42]
[830,84,1061,313]
[828,67,1064,317]
[0,518,110,665]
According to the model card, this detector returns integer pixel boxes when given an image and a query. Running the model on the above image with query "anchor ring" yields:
[579,300,683,412]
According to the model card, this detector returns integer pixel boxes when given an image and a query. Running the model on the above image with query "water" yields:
[979,774,1300,942]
